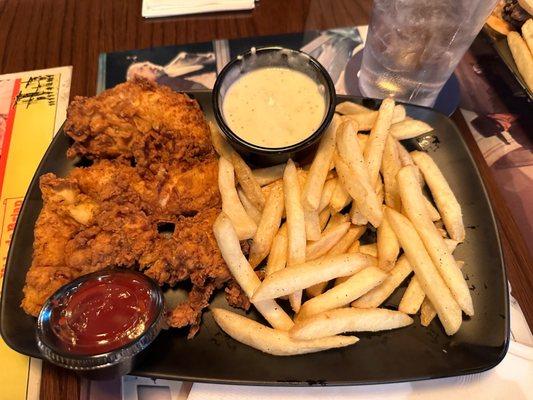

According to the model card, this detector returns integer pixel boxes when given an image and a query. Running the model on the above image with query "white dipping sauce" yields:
[222,67,326,148]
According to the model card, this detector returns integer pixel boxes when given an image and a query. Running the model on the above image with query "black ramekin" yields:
[36,269,164,380]
[212,47,336,166]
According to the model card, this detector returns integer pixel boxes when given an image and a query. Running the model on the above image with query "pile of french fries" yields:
[209,98,473,356]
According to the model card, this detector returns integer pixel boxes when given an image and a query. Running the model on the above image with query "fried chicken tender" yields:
[22,80,247,336]
[64,78,214,170]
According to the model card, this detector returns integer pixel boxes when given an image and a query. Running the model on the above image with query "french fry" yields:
[290,308,413,340]
[302,115,339,211]
[352,255,412,308]
[283,159,307,312]
[213,213,293,330]
[252,253,376,302]
[265,224,288,276]
[385,207,462,335]
[398,165,473,315]
[424,195,441,222]
[398,276,425,314]
[304,207,322,241]
[231,152,265,210]
[252,164,285,186]
[305,222,351,261]
[421,261,465,326]
[411,151,465,242]
[396,140,424,186]
[335,101,372,115]
[359,243,377,257]
[350,202,368,225]
[212,308,358,356]
[381,134,402,210]
[237,187,262,225]
[341,104,405,131]
[348,240,360,253]
[323,212,350,233]
[329,177,352,213]
[209,121,234,160]
[309,225,366,295]
[318,178,336,212]
[319,208,331,231]
[297,266,387,320]
[363,98,395,185]
[335,154,382,227]
[218,157,257,240]
[375,175,384,205]
[357,133,369,152]
[508,31,533,92]
[390,119,433,140]
[523,19,533,55]
[377,212,399,271]
[249,182,285,268]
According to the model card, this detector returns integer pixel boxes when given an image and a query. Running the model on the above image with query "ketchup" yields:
[49,271,157,355]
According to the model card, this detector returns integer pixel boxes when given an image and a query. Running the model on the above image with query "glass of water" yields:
[359,0,498,107]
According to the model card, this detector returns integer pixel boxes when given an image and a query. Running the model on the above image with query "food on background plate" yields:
[486,0,533,34]
[222,67,327,148]
[507,29,533,91]
[210,98,473,355]
[22,79,249,338]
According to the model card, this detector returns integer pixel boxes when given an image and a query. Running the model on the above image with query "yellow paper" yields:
[0,68,71,400]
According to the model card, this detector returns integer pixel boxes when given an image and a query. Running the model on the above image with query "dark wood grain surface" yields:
[0,1,530,399]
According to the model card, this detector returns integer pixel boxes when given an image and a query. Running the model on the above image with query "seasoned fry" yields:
[231,152,265,210]
[329,177,352,212]
[212,308,358,356]
[335,154,382,227]
[390,119,433,140]
[340,104,405,131]
[304,207,322,241]
[398,166,473,315]
[309,225,366,295]
[237,187,262,225]
[377,212,399,271]
[290,308,413,340]
[335,101,372,115]
[318,178,336,212]
[213,214,293,330]
[252,164,286,186]
[421,261,465,326]
[252,253,376,302]
[424,195,441,222]
[297,267,387,320]
[385,207,462,335]
[249,182,285,268]
[350,203,368,225]
[363,98,395,185]
[381,134,402,210]
[396,140,424,185]
[218,157,257,240]
[323,212,349,233]
[359,244,376,257]
[508,31,533,92]
[305,222,351,261]
[352,255,412,308]
[398,277,425,315]
[411,151,465,242]
[265,224,288,276]
[283,159,306,312]
[302,115,339,211]
[357,133,369,152]
[348,240,360,253]
[319,208,331,231]
[523,19,533,55]
[209,121,234,160]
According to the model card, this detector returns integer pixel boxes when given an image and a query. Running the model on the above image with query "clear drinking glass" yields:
[359,0,498,107]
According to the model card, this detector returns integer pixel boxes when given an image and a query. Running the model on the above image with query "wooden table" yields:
[0,1,531,399]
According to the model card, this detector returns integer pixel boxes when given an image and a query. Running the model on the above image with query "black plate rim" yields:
[0,93,510,385]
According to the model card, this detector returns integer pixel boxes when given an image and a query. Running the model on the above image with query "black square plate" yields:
[0,92,509,385]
